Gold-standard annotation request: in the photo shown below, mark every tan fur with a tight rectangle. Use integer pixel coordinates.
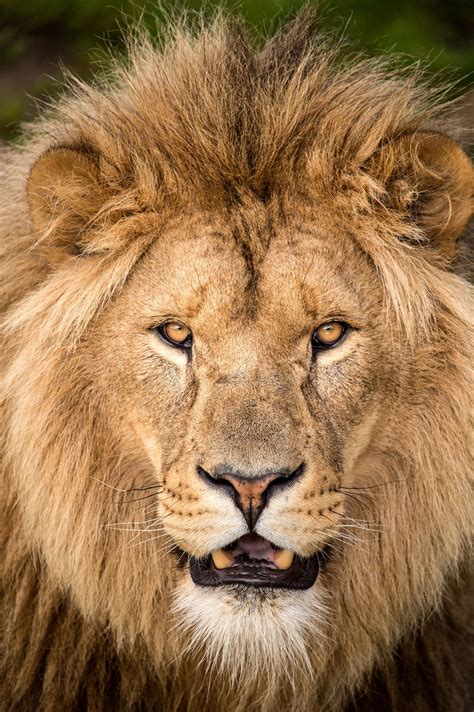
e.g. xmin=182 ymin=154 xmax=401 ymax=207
xmin=1 ymin=12 xmax=473 ymax=712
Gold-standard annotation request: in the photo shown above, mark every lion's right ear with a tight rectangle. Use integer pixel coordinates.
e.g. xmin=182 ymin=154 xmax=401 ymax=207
xmin=28 ymin=147 xmax=104 ymax=253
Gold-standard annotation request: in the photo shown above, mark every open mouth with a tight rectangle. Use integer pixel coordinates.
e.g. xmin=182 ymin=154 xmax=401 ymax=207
xmin=189 ymin=534 xmax=319 ymax=590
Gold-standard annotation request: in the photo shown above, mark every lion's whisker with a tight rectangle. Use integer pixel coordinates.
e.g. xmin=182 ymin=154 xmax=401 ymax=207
xmin=119 ymin=515 xmax=171 ymax=548
xmin=107 ymin=526 xmax=167 ymax=534
xmin=339 ymin=478 xmax=405 ymax=492
xmin=92 ymin=476 xmax=164 ymax=494
xmin=341 ymin=491 xmax=374 ymax=515
xmin=104 ymin=517 xmax=162 ymax=527
xmin=327 ymin=512 xmax=384 ymax=533
xmin=114 ymin=492 xmax=163 ymax=505
xmin=135 ymin=537 xmax=177 ymax=550
xmin=319 ymin=525 xmax=369 ymax=549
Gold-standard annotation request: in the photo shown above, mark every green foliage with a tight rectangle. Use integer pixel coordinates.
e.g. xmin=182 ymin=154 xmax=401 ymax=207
xmin=0 ymin=0 xmax=472 ymax=140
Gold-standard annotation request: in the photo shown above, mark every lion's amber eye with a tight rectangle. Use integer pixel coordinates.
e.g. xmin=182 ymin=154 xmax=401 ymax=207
xmin=157 ymin=321 xmax=193 ymax=349
xmin=312 ymin=321 xmax=347 ymax=349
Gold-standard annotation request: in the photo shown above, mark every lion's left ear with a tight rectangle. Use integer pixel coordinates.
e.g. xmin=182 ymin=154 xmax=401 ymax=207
xmin=369 ymin=132 xmax=473 ymax=260
xmin=27 ymin=147 xmax=105 ymax=253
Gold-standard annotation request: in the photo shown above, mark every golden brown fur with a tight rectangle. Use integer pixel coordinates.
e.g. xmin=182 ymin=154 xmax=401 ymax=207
xmin=1 ymin=11 xmax=473 ymax=712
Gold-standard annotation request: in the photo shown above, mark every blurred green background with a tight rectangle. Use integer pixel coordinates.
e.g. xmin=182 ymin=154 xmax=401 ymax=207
xmin=0 ymin=0 xmax=472 ymax=141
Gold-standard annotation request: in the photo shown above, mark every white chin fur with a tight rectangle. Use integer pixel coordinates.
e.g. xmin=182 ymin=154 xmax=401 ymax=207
xmin=172 ymin=575 xmax=329 ymax=688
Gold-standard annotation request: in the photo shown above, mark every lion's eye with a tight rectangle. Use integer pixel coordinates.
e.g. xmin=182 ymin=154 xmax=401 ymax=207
xmin=312 ymin=321 xmax=347 ymax=349
xmin=157 ymin=321 xmax=193 ymax=349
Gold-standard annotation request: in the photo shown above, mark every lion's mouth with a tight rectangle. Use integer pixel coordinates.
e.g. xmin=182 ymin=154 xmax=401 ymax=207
xmin=188 ymin=534 xmax=319 ymax=589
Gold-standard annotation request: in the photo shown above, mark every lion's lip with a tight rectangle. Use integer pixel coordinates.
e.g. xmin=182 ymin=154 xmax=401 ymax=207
xmin=188 ymin=533 xmax=319 ymax=590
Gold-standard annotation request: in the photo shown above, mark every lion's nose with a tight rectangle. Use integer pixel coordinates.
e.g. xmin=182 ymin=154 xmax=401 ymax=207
xmin=197 ymin=464 xmax=304 ymax=529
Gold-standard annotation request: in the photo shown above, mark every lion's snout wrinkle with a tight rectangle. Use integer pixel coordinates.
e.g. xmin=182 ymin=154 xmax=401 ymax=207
xmin=197 ymin=464 xmax=304 ymax=529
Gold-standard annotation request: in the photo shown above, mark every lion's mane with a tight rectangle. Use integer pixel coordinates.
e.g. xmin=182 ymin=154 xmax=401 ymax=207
xmin=0 ymin=11 xmax=472 ymax=712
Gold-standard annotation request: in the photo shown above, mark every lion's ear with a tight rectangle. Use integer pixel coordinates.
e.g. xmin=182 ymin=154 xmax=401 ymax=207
xmin=370 ymin=132 xmax=473 ymax=260
xmin=28 ymin=147 xmax=104 ymax=253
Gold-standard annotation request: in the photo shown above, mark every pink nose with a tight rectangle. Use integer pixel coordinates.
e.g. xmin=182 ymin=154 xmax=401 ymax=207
xmin=198 ymin=465 xmax=304 ymax=529
xmin=215 ymin=472 xmax=282 ymax=527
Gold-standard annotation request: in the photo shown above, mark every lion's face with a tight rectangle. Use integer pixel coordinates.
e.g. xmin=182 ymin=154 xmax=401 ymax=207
xmin=88 ymin=203 xmax=389 ymax=662
xmin=6 ymin=19 xmax=471 ymax=705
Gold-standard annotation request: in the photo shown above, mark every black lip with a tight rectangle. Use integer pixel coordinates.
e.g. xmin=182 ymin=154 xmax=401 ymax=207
xmin=189 ymin=550 xmax=319 ymax=590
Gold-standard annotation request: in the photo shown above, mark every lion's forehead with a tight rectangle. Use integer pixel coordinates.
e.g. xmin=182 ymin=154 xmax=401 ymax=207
xmin=124 ymin=215 xmax=377 ymax=333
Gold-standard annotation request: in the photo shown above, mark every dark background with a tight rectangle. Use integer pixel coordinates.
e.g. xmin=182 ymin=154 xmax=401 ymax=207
xmin=0 ymin=0 xmax=472 ymax=141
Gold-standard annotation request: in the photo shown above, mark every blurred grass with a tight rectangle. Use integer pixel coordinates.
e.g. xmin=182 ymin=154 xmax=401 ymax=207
xmin=0 ymin=0 xmax=472 ymax=140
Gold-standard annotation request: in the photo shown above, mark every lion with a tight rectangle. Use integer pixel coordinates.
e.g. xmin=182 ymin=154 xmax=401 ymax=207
xmin=0 ymin=11 xmax=472 ymax=712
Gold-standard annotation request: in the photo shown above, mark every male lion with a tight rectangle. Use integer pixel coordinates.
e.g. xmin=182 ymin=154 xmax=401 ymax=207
xmin=0 ymin=12 xmax=472 ymax=712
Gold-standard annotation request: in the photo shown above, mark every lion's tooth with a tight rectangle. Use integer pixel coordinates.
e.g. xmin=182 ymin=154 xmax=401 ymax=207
xmin=211 ymin=548 xmax=233 ymax=569
xmin=274 ymin=549 xmax=295 ymax=570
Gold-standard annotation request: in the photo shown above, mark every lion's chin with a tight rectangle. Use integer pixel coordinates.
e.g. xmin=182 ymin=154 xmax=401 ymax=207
xmin=172 ymin=575 xmax=329 ymax=685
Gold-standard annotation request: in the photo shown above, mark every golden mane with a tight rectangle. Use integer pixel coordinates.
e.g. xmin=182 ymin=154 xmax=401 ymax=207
xmin=1 ymin=11 xmax=472 ymax=712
